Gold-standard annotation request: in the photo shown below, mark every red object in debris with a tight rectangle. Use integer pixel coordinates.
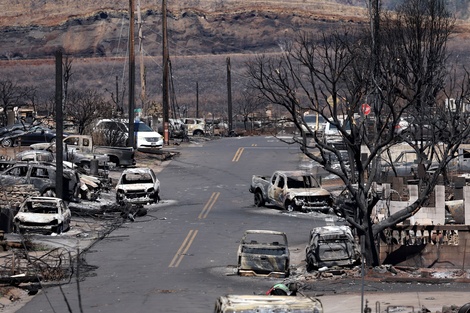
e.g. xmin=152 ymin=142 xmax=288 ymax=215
xmin=362 ymin=103 xmax=371 ymax=115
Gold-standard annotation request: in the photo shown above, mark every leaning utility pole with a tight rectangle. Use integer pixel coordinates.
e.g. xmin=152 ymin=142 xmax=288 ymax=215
xmin=162 ymin=0 xmax=170 ymax=145
xmin=128 ymin=0 xmax=136 ymax=148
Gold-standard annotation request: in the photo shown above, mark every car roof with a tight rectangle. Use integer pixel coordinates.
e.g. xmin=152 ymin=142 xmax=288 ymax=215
xmin=122 ymin=167 xmax=154 ymax=174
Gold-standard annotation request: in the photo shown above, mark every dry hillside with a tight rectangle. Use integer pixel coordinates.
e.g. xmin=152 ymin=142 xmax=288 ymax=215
xmin=1 ymin=0 xmax=470 ymax=117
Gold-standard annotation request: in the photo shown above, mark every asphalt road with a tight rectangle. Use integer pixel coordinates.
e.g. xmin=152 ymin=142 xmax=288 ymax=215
xmin=16 ymin=135 xmax=338 ymax=313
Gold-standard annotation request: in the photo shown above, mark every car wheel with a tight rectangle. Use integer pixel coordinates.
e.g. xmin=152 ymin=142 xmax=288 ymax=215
xmin=81 ymin=161 xmax=90 ymax=171
xmin=54 ymin=223 xmax=63 ymax=234
xmin=254 ymin=191 xmax=265 ymax=207
xmin=42 ymin=189 xmax=57 ymax=198
xmin=285 ymin=201 xmax=297 ymax=212
xmin=109 ymin=155 xmax=120 ymax=167
xmin=459 ymin=303 xmax=470 ymax=313
xmin=153 ymin=192 xmax=160 ymax=204
xmin=116 ymin=191 xmax=125 ymax=205
xmin=14 ymin=224 xmax=23 ymax=235
xmin=193 ymin=130 xmax=204 ymax=136
xmin=1 ymin=138 xmax=13 ymax=147
xmin=64 ymin=219 xmax=71 ymax=232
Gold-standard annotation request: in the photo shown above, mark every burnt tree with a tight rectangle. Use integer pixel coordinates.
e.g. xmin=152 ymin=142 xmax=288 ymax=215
xmin=247 ymin=0 xmax=470 ymax=266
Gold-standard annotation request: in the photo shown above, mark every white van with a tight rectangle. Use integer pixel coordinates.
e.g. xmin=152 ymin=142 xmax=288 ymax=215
xmin=95 ymin=119 xmax=163 ymax=148
xmin=133 ymin=121 xmax=163 ymax=148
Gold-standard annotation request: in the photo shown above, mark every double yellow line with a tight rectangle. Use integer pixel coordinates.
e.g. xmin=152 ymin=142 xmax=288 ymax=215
xmin=168 ymin=229 xmax=198 ymax=268
xmin=169 ymin=192 xmax=220 ymax=267
xmin=232 ymin=147 xmax=244 ymax=162
xmin=198 ymin=192 xmax=220 ymax=219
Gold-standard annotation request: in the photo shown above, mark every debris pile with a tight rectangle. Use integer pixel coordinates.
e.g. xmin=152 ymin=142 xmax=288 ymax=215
xmin=0 ymin=247 xmax=72 ymax=284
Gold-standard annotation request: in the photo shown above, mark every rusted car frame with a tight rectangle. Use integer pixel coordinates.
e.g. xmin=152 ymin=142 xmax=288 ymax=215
xmin=305 ymin=225 xmax=360 ymax=271
xmin=237 ymin=230 xmax=290 ymax=278
xmin=115 ymin=167 xmax=160 ymax=205
xmin=214 ymin=295 xmax=323 ymax=313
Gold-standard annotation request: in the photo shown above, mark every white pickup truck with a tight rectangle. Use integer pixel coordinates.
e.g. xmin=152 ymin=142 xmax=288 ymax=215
xmin=249 ymin=170 xmax=333 ymax=213
xmin=31 ymin=135 xmax=136 ymax=168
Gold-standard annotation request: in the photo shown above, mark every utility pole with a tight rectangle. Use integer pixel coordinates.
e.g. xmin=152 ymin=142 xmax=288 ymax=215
xmin=128 ymin=0 xmax=136 ymax=148
xmin=226 ymin=57 xmax=233 ymax=134
xmin=55 ymin=50 xmax=63 ymax=199
xmin=196 ymin=81 xmax=199 ymax=118
xmin=137 ymin=0 xmax=146 ymax=112
xmin=162 ymin=0 xmax=170 ymax=145
xmin=115 ymin=75 xmax=121 ymax=115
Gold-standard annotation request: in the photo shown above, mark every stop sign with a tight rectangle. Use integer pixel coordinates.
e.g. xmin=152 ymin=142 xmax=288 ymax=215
xmin=362 ymin=103 xmax=371 ymax=115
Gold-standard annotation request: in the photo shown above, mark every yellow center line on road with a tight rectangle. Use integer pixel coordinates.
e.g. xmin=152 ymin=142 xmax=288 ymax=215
xmin=169 ymin=229 xmax=199 ymax=268
xmin=198 ymin=192 xmax=220 ymax=219
xmin=232 ymin=147 xmax=244 ymax=162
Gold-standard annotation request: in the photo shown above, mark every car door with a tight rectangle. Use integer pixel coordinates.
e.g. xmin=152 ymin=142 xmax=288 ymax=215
xmin=29 ymin=166 xmax=52 ymax=194
xmin=20 ymin=127 xmax=46 ymax=145
xmin=0 ymin=165 xmax=29 ymax=185
xmin=268 ymin=174 xmax=284 ymax=206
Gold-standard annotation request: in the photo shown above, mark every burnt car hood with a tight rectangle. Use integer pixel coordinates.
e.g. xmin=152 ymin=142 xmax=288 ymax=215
xmin=287 ymin=188 xmax=331 ymax=197
xmin=117 ymin=183 xmax=154 ymax=191
xmin=14 ymin=212 xmax=62 ymax=223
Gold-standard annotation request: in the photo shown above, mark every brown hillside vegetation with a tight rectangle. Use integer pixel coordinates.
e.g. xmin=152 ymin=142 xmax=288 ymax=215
xmin=0 ymin=0 xmax=368 ymax=27
xmin=1 ymin=0 xmax=470 ymax=117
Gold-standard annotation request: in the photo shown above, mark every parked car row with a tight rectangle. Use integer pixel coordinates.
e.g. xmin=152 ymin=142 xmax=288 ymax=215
xmin=0 ymin=119 xmax=166 ymax=149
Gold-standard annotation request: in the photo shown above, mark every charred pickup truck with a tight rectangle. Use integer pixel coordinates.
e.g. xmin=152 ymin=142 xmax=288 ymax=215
xmin=237 ymin=230 xmax=290 ymax=278
xmin=31 ymin=135 xmax=136 ymax=168
xmin=249 ymin=170 xmax=333 ymax=213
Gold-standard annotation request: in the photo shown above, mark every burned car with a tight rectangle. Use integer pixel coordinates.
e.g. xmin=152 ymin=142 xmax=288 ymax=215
xmin=0 ymin=162 xmax=80 ymax=202
xmin=13 ymin=196 xmax=72 ymax=234
xmin=305 ymin=225 xmax=360 ymax=271
xmin=214 ymin=295 xmax=323 ymax=313
xmin=237 ymin=230 xmax=290 ymax=277
xmin=115 ymin=167 xmax=160 ymax=205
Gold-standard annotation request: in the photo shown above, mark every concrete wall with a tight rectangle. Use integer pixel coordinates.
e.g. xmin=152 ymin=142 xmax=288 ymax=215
xmin=380 ymin=225 xmax=470 ymax=269
xmin=377 ymin=184 xmax=470 ymax=268
xmin=377 ymin=184 xmax=448 ymax=225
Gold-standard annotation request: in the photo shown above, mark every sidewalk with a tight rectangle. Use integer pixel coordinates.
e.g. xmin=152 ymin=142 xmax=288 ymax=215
xmin=318 ymin=291 xmax=469 ymax=312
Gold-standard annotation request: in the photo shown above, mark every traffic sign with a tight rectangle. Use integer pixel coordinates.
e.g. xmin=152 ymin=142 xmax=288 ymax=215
xmin=362 ymin=103 xmax=371 ymax=115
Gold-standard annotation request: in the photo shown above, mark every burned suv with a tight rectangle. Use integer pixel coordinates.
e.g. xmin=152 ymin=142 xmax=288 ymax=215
xmin=0 ymin=162 xmax=80 ymax=202
xmin=115 ymin=167 xmax=160 ymax=205
xmin=13 ymin=196 xmax=72 ymax=235
xmin=305 ymin=225 xmax=360 ymax=271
